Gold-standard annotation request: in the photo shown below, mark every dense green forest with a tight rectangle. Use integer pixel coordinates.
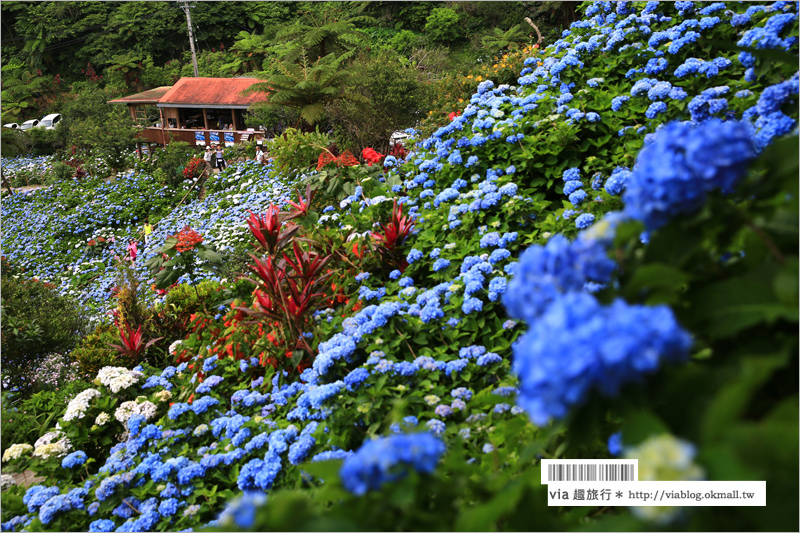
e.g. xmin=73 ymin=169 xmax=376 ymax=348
xmin=1 ymin=1 xmax=576 ymax=153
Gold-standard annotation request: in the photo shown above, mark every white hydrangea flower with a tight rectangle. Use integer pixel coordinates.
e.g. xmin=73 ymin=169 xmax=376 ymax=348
xmin=2 ymin=443 xmax=33 ymax=462
xmin=168 ymin=340 xmax=183 ymax=355
xmin=33 ymin=437 xmax=70 ymax=459
xmin=624 ymin=434 xmax=705 ymax=525
xmin=155 ymin=390 xmax=172 ymax=403
xmin=0 ymin=474 xmax=16 ymax=491
xmin=96 ymin=366 xmax=145 ymax=394
xmin=424 ymin=395 xmax=440 ymax=407
xmin=193 ymin=424 xmax=209 ymax=437
xmin=34 ymin=431 xmax=65 ymax=449
xmin=95 ymin=412 xmax=111 ymax=426
xmin=115 ymin=400 xmax=158 ymax=426
xmin=63 ymin=388 xmax=102 ymax=421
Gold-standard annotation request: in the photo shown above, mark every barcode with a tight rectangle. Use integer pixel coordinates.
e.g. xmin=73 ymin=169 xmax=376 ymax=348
xmin=547 ymin=463 xmax=636 ymax=482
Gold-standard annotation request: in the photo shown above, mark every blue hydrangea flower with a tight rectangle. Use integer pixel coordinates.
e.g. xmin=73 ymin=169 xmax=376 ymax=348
xmin=513 ymin=292 xmax=692 ymax=426
xmin=407 ymin=249 xmax=423 ymax=263
xmin=432 ymin=258 xmax=451 ymax=272
xmin=62 ymin=451 xmax=88 ymax=469
xmin=502 ymin=235 xmax=615 ymax=322
xmin=622 ymin=119 xmax=756 ymax=230
xmin=575 ymin=213 xmax=595 ymax=229
xmin=339 ymin=433 xmax=445 ymax=495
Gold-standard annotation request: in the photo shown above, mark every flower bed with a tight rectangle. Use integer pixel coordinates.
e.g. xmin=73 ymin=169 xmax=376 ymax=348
xmin=1 ymin=2 xmax=798 ymax=532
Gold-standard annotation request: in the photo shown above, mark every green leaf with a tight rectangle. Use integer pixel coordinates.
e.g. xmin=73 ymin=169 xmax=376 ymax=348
xmin=689 ymin=270 xmax=798 ymax=338
xmin=620 ymin=410 xmax=669 ymax=447
xmin=701 ymin=352 xmax=790 ymax=443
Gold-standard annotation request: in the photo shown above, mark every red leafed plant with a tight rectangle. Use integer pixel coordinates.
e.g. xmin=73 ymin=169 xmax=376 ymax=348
xmin=108 ymin=321 xmax=163 ymax=365
xmin=247 ymin=205 xmax=300 ymax=255
xmin=389 ymin=143 xmax=408 ymax=160
xmin=239 ymin=239 xmax=333 ymax=369
xmin=284 ymin=184 xmax=315 ymax=220
xmin=362 ymin=147 xmax=385 ymax=166
xmin=372 ymin=199 xmax=414 ymax=272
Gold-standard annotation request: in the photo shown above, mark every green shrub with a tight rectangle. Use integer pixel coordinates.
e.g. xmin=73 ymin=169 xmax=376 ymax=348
xmin=387 ymin=30 xmax=421 ymax=55
xmin=327 ymin=51 xmax=433 ymax=154
xmin=46 ymin=161 xmax=76 ymax=185
xmin=424 ymin=7 xmax=464 ymax=45
xmin=0 ymin=379 xmax=92 ymax=458
xmin=0 ymin=271 xmax=90 ymax=396
xmin=69 ymin=323 xmax=134 ymax=380
xmin=270 ymin=128 xmax=332 ymax=175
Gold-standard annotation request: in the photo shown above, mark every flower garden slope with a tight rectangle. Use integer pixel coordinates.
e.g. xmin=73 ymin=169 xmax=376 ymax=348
xmin=1 ymin=2 xmax=798 ymax=531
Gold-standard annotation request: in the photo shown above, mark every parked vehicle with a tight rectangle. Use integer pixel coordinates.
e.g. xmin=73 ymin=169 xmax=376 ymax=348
xmin=2 ymin=123 xmax=19 ymax=129
xmin=37 ymin=113 xmax=62 ymax=130
xmin=20 ymin=119 xmax=39 ymax=130
xmin=389 ymin=130 xmax=410 ymax=147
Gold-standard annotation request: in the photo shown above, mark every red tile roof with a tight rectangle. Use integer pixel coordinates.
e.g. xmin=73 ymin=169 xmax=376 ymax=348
xmin=107 ymin=86 xmax=173 ymax=104
xmin=158 ymin=77 xmax=270 ymax=108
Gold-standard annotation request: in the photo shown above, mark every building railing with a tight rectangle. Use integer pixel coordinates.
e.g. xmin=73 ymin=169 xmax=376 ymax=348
xmin=135 ymin=127 xmax=266 ymax=146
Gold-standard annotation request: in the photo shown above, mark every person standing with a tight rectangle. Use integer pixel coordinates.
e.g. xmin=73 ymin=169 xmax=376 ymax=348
xmin=215 ymin=145 xmax=226 ymax=171
xmin=203 ymin=146 xmax=213 ymax=172
xmin=255 ymin=145 xmax=264 ymax=165
xmin=143 ymin=221 xmax=153 ymax=245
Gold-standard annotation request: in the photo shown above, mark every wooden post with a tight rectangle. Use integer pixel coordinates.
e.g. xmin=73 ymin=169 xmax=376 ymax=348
xmin=231 ymin=109 xmax=238 ymax=131
xmin=129 ymin=105 xmax=137 ymax=121
xmin=159 ymin=107 xmax=167 ymax=147
xmin=136 ymin=142 xmax=142 ymax=160
xmin=203 ymin=108 xmax=209 ymax=130
xmin=1 ymin=169 xmax=14 ymax=195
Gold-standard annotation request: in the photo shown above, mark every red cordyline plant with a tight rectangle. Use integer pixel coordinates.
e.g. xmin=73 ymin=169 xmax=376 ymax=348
xmin=389 ymin=142 xmax=408 ymax=160
xmin=239 ymin=239 xmax=333 ymax=368
xmin=247 ymin=205 xmax=300 ymax=255
xmin=372 ymin=199 xmax=414 ymax=272
xmin=108 ymin=320 xmax=163 ymax=365
xmin=283 ymin=184 xmax=315 ymax=220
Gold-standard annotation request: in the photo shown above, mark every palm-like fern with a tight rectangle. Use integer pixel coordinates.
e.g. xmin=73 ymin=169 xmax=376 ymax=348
xmin=274 ymin=6 xmax=373 ymax=64
xmin=243 ymin=50 xmax=367 ymax=129
xmin=480 ymin=24 xmax=531 ymax=54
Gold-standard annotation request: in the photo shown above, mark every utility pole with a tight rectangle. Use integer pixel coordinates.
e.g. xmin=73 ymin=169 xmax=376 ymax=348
xmin=181 ymin=2 xmax=200 ymax=77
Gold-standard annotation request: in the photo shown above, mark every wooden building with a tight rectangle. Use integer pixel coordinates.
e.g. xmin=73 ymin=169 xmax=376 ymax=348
xmin=108 ymin=77 xmax=270 ymax=147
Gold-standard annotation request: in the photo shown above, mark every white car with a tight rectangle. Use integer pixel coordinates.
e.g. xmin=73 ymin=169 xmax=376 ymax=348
xmin=20 ymin=119 xmax=39 ymax=130
xmin=389 ymin=130 xmax=410 ymax=147
xmin=38 ymin=113 xmax=62 ymax=130
xmin=2 ymin=123 xmax=19 ymax=129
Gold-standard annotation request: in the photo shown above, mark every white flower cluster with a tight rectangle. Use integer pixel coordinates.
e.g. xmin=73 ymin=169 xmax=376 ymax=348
xmin=96 ymin=366 xmax=145 ymax=394
xmin=114 ymin=400 xmax=158 ymax=426
xmin=154 ymin=390 xmax=172 ymax=403
xmin=168 ymin=340 xmax=184 ymax=355
xmin=32 ymin=432 xmax=71 ymax=459
xmin=624 ymin=434 xmax=705 ymax=525
xmin=2 ymin=443 xmax=33 ymax=462
xmin=0 ymin=474 xmax=16 ymax=491
xmin=63 ymin=388 xmax=102 ymax=421
xmin=95 ymin=412 xmax=111 ymax=426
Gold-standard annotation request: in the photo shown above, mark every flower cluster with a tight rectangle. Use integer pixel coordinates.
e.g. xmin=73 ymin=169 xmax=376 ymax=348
xmin=171 ymin=226 xmax=204 ymax=253
xmin=339 ymin=433 xmax=445 ymax=495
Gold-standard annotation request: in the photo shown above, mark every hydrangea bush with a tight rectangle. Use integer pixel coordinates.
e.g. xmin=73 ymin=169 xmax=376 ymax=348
xmin=1 ymin=2 xmax=798 ymax=532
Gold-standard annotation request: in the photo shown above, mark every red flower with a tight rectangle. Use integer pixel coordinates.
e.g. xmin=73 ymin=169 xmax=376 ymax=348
xmin=317 ymin=151 xmax=336 ymax=170
xmin=170 ymin=226 xmax=203 ymax=253
xmin=336 ymin=150 xmax=359 ymax=167
xmin=448 ymin=111 xmax=461 ymax=121
xmin=361 ymin=147 xmax=384 ymax=166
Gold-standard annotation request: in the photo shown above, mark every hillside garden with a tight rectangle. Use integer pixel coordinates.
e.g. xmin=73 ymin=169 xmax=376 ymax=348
xmin=0 ymin=2 xmax=799 ymax=532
